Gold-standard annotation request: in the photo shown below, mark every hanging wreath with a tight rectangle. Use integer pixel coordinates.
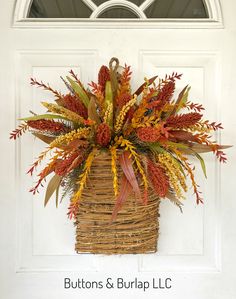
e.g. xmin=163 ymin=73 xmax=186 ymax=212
xmin=10 ymin=58 xmax=230 ymax=254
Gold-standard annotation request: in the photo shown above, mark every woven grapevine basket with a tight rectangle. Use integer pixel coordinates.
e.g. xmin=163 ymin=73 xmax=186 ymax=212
xmin=75 ymin=151 xmax=161 ymax=254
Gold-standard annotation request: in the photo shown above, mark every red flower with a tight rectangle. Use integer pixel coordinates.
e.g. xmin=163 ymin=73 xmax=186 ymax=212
xmin=27 ymin=119 xmax=67 ymax=132
xmin=149 ymin=80 xmax=175 ymax=110
xmin=67 ymin=201 xmax=79 ymax=220
xmin=98 ymin=65 xmax=110 ymax=92
xmin=96 ymin=123 xmax=111 ymax=147
xmin=117 ymin=92 xmax=131 ymax=109
xmin=137 ymin=127 xmax=161 ymax=142
xmin=166 ymin=112 xmax=202 ymax=128
xmin=62 ymin=94 xmax=88 ymax=119
xmin=55 ymin=152 xmax=83 ymax=176
xmin=147 ymin=160 xmax=169 ymax=197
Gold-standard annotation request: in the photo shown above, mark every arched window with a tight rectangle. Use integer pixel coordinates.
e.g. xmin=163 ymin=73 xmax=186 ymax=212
xmin=28 ymin=0 xmax=209 ymax=19
xmin=13 ymin=0 xmax=223 ymax=28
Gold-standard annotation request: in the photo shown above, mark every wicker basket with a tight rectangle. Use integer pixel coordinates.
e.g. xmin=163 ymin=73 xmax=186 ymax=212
xmin=75 ymin=151 xmax=160 ymax=254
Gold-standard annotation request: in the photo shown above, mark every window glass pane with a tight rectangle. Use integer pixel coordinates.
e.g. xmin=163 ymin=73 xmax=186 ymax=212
xmin=145 ymin=0 xmax=208 ymax=19
xmin=28 ymin=0 xmax=208 ymax=19
xmin=93 ymin=0 xmax=144 ymax=6
xmin=28 ymin=0 xmax=92 ymax=18
xmin=98 ymin=7 xmax=139 ymax=18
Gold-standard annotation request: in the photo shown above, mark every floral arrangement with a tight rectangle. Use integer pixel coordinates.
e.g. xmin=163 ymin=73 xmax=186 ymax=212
xmin=11 ymin=58 xmax=228 ymax=221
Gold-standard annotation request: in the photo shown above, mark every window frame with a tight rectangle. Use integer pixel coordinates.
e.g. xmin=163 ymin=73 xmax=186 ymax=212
xmin=13 ymin=0 xmax=223 ymax=28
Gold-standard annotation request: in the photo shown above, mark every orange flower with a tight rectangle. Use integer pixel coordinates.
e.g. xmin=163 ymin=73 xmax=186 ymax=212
xmin=96 ymin=123 xmax=111 ymax=147
xmin=137 ymin=127 xmax=161 ymax=142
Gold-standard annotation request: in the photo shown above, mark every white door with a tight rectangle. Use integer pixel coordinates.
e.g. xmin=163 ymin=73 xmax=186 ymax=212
xmin=1 ymin=0 xmax=236 ymax=298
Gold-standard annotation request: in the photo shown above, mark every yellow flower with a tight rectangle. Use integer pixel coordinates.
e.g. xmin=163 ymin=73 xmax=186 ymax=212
xmin=114 ymin=95 xmax=137 ymax=133
xmin=110 ymin=145 xmax=118 ymax=196
xmin=41 ymin=102 xmax=86 ymax=124
xmin=157 ymin=153 xmax=187 ymax=199
xmin=71 ymin=148 xmax=97 ymax=205
xmin=115 ymin=136 xmax=148 ymax=191
xmin=103 ymin=103 xmax=113 ymax=124
xmin=50 ymin=127 xmax=91 ymax=148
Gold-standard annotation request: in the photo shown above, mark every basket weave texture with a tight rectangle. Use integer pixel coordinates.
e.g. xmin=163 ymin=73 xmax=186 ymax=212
xmin=75 ymin=151 xmax=160 ymax=254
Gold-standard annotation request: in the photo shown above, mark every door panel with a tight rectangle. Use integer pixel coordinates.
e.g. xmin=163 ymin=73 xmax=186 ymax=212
xmin=16 ymin=50 xmax=220 ymax=273
xmin=140 ymin=51 xmax=221 ymax=272
xmin=16 ymin=51 xmax=98 ymax=271
xmin=1 ymin=0 xmax=236 ymax=298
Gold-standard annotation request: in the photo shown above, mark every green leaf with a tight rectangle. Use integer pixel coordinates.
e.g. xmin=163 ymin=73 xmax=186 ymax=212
xmin=105 ymin=81 xmax=113 ymax=105
xmin=165 ymin=85 xmax=189 ymax=119
xmin=66 ymin=76 xmax=89 ymax=108
xmin=172 ymin=156 xmax=186 ymax=177
xmin=166 ymin=141 xmax=189 ymax=149
xmin=148 ymin=142 xmax=166 ymax=154
xmin=44 ymin=174 xmax=62 ymax=207
xmin=192 ymin=150 xmax=207 ymax=178
xmin=176 ymin=86 xmax=191 ymax=113
xmin=88 ymin=97 xmax=101 ymax=124
xmin=55 ymin=184 xmax=60 ymax=208
xmin=19 ymin=114 xmax=68 ymax=121
xmin=104 ymin=81 xmax=113 ymax=128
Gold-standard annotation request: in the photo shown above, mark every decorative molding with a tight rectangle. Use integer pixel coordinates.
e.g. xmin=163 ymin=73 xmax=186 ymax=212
xmin=90 ymin=0 xmax=146 ymax=19
xmin=12 ymin=0 xmax=224 ymax=29
xmin=15 ymin=50 xmax=99 ymax=272
xmin=139 ymin=0 xmax=155 ymax=12
xmin=82 ymin=0 xmax=98 ymax=11
xmin=138 ymin=50 xmax=221 ymax=273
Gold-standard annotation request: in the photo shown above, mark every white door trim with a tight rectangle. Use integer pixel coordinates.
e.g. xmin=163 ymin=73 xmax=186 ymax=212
xmin=12 ymin=0 xmax=224 ymax=29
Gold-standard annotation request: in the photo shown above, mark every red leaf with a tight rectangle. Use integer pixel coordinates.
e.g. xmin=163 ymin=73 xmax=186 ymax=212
xmin=111 ymin=175 xmax=132 ymax=222
xmin=119 ymin=151 xmax=142 ymax=202
xmin=133 ymin=76 xmax=158 ymax=96
xmin=169 ymin=130 xmax=197 ymax=142
xmin=10 ymin=123 xmax=28 ymax=140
